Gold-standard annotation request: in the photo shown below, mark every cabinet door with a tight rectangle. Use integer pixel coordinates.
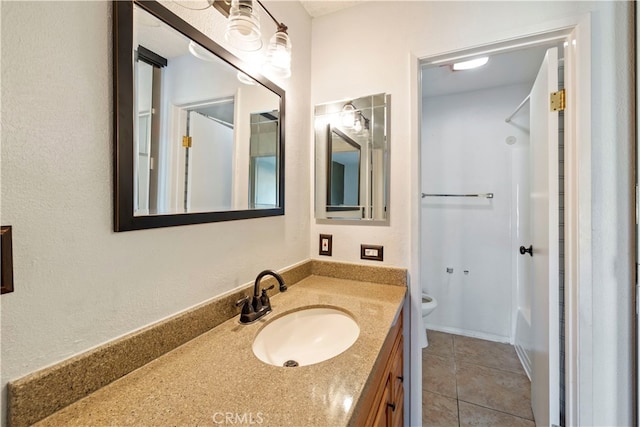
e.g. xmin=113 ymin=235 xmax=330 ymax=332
xmin=389 ymin=336 xmax=404 ymax=427
xmin=372 ymin=379 xmax=391 ymax=427
xmin=391 ymin=336 xmax=404 ymax=397
xmin=391 ymin=386 xmax=404 ymax=427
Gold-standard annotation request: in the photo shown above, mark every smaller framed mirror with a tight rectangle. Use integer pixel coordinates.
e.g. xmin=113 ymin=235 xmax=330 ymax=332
xmin=314 ymin=93 xmax=389 ymax=222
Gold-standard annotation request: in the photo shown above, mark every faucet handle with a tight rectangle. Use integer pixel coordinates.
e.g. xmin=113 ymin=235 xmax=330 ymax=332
xmin=260 ymin=285 xmax=275 ymax=310
xmin=235 ymin=296 xmax=253 ymax=314
xmin=252 ymin=295 xmax=263 ymax=313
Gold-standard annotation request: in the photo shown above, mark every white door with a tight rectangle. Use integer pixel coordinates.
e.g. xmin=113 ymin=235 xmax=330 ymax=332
xmin=527 ymin=47 xmax=560 ymax=426
xmin=187 ymin=111 xmax=233 ymax=212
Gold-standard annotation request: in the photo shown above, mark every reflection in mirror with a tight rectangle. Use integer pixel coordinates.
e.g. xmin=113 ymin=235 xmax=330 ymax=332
xmin=327 ymin=127 xmax=360 ymax=210
xmin=114 ymin=1 xmax=285 ymax=231
xmin=250 ymin=111 xmax=279 ymax=208
xmin=314 ymin=93 xmax=389 ymax=221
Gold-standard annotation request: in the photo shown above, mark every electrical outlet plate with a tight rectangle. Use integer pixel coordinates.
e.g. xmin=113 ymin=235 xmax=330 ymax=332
xmin=360 ymin=244 xmax=383 ymax=261
xmin=319 ymin=234 xmax=332 ymax=256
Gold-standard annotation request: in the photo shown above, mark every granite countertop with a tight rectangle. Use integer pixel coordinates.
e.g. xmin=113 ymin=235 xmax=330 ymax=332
xmin=35 ymin=275 xmax=406 ymax=426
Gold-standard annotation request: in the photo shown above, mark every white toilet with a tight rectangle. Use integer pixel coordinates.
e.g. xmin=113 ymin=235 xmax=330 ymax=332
xmin=421 ymin=292 xmax=438 ymax=347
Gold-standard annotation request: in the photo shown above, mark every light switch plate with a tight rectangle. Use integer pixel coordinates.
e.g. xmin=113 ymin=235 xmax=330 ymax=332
xmin=360 ymin=244 xmax=383 ymax=261
xmin=1 ymin=226 xmax=14 ymax=294
xmin=319 ymin=234 xmax=332 ymax=256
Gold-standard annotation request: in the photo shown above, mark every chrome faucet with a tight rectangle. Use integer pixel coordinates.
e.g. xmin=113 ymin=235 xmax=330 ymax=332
xmin=235 ymin=270 xmax=287 ymax=324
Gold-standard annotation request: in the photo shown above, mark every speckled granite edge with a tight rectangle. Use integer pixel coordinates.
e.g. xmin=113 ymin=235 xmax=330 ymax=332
xmin=7 ymin=259 xmax=404 ymax=427
xmin=311 ymin=259 xmax=407 ymax=286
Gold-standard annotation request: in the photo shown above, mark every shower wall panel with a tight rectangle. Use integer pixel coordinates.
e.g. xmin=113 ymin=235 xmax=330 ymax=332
xmin=421 ymin=83 xmax=531 ymax=342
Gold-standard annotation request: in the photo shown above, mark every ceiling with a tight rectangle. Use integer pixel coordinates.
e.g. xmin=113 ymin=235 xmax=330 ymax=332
xmin=299 ymin=0 xmax=367 ymax=18
xmin=422 ymin=45 xmax=555 ymax=98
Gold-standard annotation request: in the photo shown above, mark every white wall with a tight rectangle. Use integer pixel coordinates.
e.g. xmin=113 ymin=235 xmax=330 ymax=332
xmin=421 ymin=83 xmax=531 ymax=343
xmin=310 ymin=1 xmax=634 ymax=425
xmin=0 ymin=0 xmax=311 ymax=421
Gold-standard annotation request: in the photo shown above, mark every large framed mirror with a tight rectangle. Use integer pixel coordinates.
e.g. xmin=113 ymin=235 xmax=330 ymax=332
xmin=314 ymin=93 xmax=389 ymax=221
xmin=114 ymin=0 xmax=285 ymax=231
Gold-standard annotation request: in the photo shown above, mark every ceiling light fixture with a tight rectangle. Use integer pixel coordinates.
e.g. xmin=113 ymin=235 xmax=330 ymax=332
xmin=452 ymin=57 xmax=489 ymax=71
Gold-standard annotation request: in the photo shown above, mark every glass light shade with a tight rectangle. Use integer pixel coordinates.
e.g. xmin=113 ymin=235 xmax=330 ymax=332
xmin=188 ymin=41 xmax=217 ymax=62
xmin=353 ymin=116 xmax=363 ymax=133
xmin=340 ymin=103 xmax=356 ymax=128
xmin=263 ymin=26 xmax=292 ymax=78
xmin=237 ymin=71 xmax=256 ymax=85
xmin=225 ymin=0 xmax=262 ymax=52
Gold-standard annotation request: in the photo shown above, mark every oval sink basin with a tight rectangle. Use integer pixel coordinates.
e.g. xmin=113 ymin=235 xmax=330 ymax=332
xmin=252 ymin=307 xmax=359 ymax=367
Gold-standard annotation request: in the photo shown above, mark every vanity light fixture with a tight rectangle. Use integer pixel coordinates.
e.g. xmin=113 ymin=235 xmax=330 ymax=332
xmin=212 ymin=0 xmax=292 ymax=79
xmin=353 ymin=111 xmax=370 ymax=134
xmin=341 ymin=103 xmax=356 ymax=128
xmin=353 ymin=115 xmax=363 ymax=133
xmin=225 ymin=0 xmax=262 ymax=51
xmin=340 ymin=103 xmax=370 ymax=133
xmin=452 ymin=56 xmax=489 ymax=71
xmin=263 ymin=23 xmax=292 ymax=78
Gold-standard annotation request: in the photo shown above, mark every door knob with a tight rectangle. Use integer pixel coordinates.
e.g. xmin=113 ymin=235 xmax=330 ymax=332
xmin=519 ymin=245 xmax=533 ymax=256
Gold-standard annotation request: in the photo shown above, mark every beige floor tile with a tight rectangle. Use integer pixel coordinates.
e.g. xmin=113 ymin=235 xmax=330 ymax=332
xmin=423 ymin=354 xmax=457 ymax=399
xmin=424 ymin=330 xmax=455 ymax=358
xmin=456 ymin=362 xmax=533 ymax=420
xmin=458 ymin=401 xmax=535 ymax=427
xmin=423 ymin=390 xmax=459 ymax=427
xmin=454 ymin=335 xmax=524 ymax=374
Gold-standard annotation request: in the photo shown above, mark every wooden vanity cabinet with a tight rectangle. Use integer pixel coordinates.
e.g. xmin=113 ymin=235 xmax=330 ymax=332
xmin=353 ymin=308 xmax=404 ymax=427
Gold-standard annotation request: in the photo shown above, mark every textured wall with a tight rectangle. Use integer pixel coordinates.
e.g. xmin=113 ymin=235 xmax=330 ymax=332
xmin=0 ymin=0 xmax=311 ymax=421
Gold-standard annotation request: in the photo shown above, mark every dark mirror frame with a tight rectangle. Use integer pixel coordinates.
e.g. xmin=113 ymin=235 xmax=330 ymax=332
xmin=113 ymin=0 xmax=285 ymax=231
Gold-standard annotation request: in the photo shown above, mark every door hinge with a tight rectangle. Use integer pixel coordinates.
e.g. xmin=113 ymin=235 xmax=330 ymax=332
xmin=182 ymin=136 xmax=192 ymax=148
xmin=550 ymin=89 xmax=566 ymax=112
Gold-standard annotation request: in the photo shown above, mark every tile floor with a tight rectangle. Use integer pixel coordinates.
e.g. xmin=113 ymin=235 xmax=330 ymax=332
xmin=422 ymin=330 xmax=535 ymax=426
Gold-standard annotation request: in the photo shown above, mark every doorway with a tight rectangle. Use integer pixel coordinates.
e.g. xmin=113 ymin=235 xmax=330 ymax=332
xmin=419 ymin=41 xmax=568 ymax=426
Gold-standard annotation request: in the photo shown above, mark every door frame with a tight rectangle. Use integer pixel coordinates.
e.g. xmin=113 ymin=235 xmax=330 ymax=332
xmin=635 ymin=3 xmax=639 ymax=425
xmin=409 ymin=15 xmax=592 ymax=427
